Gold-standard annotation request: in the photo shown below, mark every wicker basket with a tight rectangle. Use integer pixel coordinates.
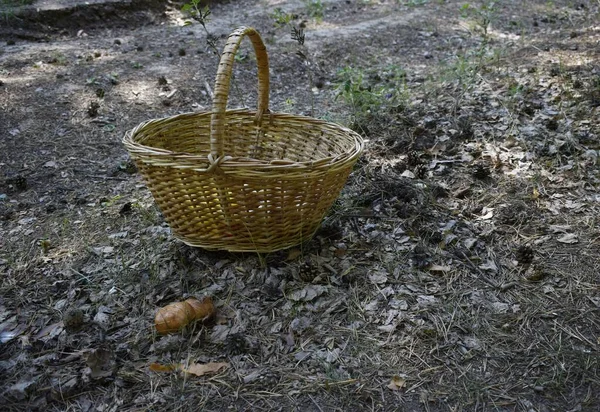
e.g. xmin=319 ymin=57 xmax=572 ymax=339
xmin=123 ymin=27 xmax=364 ymax=252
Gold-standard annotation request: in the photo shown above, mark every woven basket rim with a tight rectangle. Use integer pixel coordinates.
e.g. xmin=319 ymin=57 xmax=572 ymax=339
xmin=123 ymin=108 xmax=364 ymax=170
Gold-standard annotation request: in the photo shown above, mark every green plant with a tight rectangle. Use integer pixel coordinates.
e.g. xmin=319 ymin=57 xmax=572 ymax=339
xmin=102 ymin=195 xmax=123 ymax=207
xmin=182 ymin=0 xmax=218 ymax=54
xmin=0 ymin=0 xmax=35 ymax=6
xmin=181 ymin=0 xmax=245 ymax=106
xmin=304 ymin=0 xmax=324 ymax=21
xmin=460 ymin=1 xmax=496 ymax=39
xmin=283 ymin=98 xmax=295 ymax=112
xmin=291 ymin=26 xmax=317 ymax=115
xmin=398 ymin=0 xmax=430 ymax=6
xmin=271 ymin=7 xmax=294 ymax=28
xmin=48 ymin=52 xmax=68 ymax=65
xmin=334 ymin=65 xmax=409 ymax=123
xmin=1 ymin=0 xmax=35 ymax=23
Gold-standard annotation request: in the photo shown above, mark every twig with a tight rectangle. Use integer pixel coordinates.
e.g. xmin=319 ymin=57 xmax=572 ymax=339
xmin=85 ymin=175 xmax=129 ymax=181
xmin=308 ymin=395 xmax=324 ymax=412
xmin=454 ymin=249 xmax=499 ymax=288
xmin=204 ymin=80 xmax=214 ymax=100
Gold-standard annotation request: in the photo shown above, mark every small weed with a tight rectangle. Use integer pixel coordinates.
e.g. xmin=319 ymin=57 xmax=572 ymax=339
xmin=181 ymin=0 xmax=245 ymax=106
xmin=48 ymin=52 xmax=68 ymax=65
xmin=304 ymin=0 xmax=324 ymax=21
xmin=181 ymin=0 xmax=218 ymax=54
xmin=335 ymin=65 xmax=409 ymax=125
xmin=291 ymin=26 xmax=317 ymax=115
xmin=283 ymin=98 xmax=295 ymax=112
xmin=39 ymin=239 xmax=51 ymax=254
xmin=271 ymin=7 xmax=294 ymax=28
xmin=102 ymin=195 xmax=122 ymax=207
xmin=398 ymin=0 xmax=430 ymax=6
xmin=234 ymin=53 xmax=248 ymax=63
xmin=460 ymin=1 xmax=497 ymax=39
xmin=0 ymin=0 xmax=35 ymax=6
xmin=1 ymin=0 xmax=35 ymax=22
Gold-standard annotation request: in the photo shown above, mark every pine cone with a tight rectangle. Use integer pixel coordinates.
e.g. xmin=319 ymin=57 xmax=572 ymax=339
xmin=297 ymin=260 xmax=320 ymax=282
xmin=407 ymin=150 xmax=421 ymax=166
xmin=414 ymin=164 xmax=428 ymax=179
xmin=516 ymin=245 xmax=534 ymax=265
xmin=472 ymin=162 xmax=490 ymax=179
xmin=7 ymin=175 xmax=27 ymax=192
xmin=411 ymin=245 xmax=431 ymax=270
xmin=224 ymin=333 xmax=249 ymax=356
xmin=394 ymin=160 xmax=408 ymax=173
xmin=14 ymin=175 xmax=28 ymax=191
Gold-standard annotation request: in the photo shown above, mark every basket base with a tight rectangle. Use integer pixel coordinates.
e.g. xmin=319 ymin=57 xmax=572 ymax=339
xmin=171 ymin=227 xmax=320 ymax=253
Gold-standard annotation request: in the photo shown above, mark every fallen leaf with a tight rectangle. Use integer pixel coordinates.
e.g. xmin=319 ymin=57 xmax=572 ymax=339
xmin=364 ymin=300 xmax=379 ymax=312
xmin=389 ymin=299 xmax=408 ymax=310
xmin=92 ymin=246 xmax=114 ymax=256
xmin=378 ymin=324 xmax=396 ymax=333
xmin=286 ymin=248 xmax=302 ymax=261
xmin=34 ymin=321 xmax=64 ymax=341
xmin=549 ymin=224 xmax=571 ymax=233
xmin=334 ymin=246 xmax=347 ymax=258
xmin=429 ymin=264 xmax=451 ymax=273
xmin=85 ymin=348 xmax=115 ymax=379
xmin=149 ymin=362 xmax=180 ymax=373
xmin=557 ymin=233 xmax=578 ymax=244
xmin=417 ymin=295 xmax=437 ymax=307
xmin=182 ymin=362 xmax=229 ymax=377
xmin=290 ymin=316 xmax=312 ymax=333
xmin=7 ymin=380 xmax=37 ymax=400
xmin=387 ymin=375 xmax=406 ymax=391
xmin=478 ymin=260 xmax=498 ymax=272
xmin=288 ymin=285 xmax=328 ymax=302
xmin=368 ymin=272 xmax=388 ymax=284
xmin=476 ymin=208 xmax=494 ymax=220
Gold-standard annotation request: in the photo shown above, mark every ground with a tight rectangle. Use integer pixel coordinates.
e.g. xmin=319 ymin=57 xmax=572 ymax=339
xmin=1 ymin=0 xmax=599 ymax=411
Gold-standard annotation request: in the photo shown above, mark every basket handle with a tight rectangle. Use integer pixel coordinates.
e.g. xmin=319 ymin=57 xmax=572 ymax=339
xmin=210 ymin=26 xmax=270 ymax=160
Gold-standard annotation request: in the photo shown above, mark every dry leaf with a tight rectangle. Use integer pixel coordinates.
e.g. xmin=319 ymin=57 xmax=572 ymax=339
xmin=557 ymin=233 xmax=578 ymax=244
xmin=85 ymin=348 xmax=115 ymax=379
xmin=387 ymin=375 xmax=406 ymax=391
xmin=429 ymin=264 xmax=451 ymax=273
xmin=477 ymin=208 xmax=494 ymax=220
xmin=181 ymin=362 xmax=229 ymax=377
xmin=149 ymin=362 xmax=180 ymax=373
xmin=368 ymin=272 xmax=388 ymax=284
xmin=150 ymin=361 xmax=228 ymax=376
xmin=334 ymin=247 xmax=347 ymax=258
xmin=287 ymin=248 xmax=302 ymax=261
xmin=34 ymin=321 xmax=62 ymax=340
xmin=287 ymin=285 xmax=328 ymax=302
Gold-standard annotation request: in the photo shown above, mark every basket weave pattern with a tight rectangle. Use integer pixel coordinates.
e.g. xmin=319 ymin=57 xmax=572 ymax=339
xmin=124 ymin=27 xmax=363 ymax=252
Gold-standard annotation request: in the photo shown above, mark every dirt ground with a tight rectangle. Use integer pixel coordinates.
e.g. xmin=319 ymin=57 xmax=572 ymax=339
xmin=1 ymin=0 xmax=599 ymax=411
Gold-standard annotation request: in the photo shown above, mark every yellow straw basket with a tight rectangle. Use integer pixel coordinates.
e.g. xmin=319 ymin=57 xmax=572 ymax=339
xmin=123 ymin=27 xmax=364 ymax=252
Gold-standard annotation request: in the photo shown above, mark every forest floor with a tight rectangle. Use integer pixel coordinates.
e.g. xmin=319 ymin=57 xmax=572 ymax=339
xmin=1 ymin=0 xmax=599 ymax=411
